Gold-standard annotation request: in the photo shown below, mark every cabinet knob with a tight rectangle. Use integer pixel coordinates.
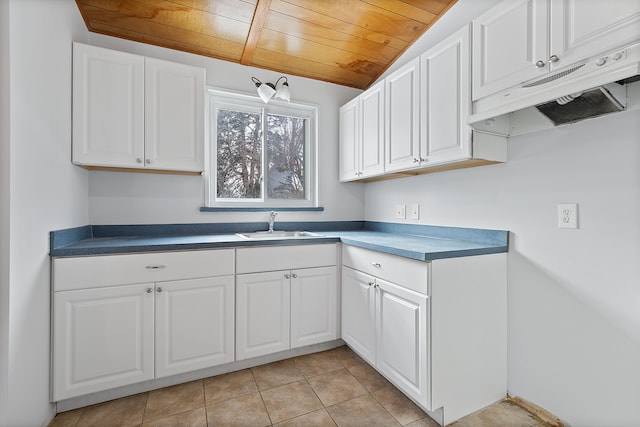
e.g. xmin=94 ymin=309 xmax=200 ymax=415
xmin=292 ymin=273 xmax=298 ymax=278
xmin=285 ymin=274 xmax=291 ymax=279
xmin=145 ymin=159 xmax=151 ymax=164
xmin=156 ymin=287 xmax=163 ymax=293
xmin=368 ymin=282 xmax=374 ymax=287
xmin=371 ymin=262 xmax=382 ymax=268
xmin=412 ymin=158 xmax=420 ymax=163
xmin=136 ymin=158 xmax=143 ymax=164
xmin=548 ymin=55 xmax=559 ymax=64
xmin=535 ymin=60 xmax=546 ymax=68
xmin=595 ymin=57 xmax=607 ymax=66
xmin=146 ymin=288 xmax=153 ymax=293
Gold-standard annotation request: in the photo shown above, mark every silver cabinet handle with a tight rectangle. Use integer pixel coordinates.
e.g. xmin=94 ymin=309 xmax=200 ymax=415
xmin=412 ymin=158 xmax=420 ymax=163
xmin=156 ymin=287 xmax=163 ymax=293
xmin=367 ymin=282 xmax=374 ymax=287
xmin=535 ymin=60 xmax=546 ymax=68
xmin=285 ymin=274 xmax=291 ymax=279
xmin=371 ymin=262 xmax=382 ymax=268
xmin=548 ymin=55 xmax=559 ymax=63
xmin=145 ymin=159 xmax=151 ymax=164
xmin=145 ymin=265 xmax=166 ymax=270
xmin=136 ymin=158 xmax=143 ymax=164
xmin=292 ymin=273 xmax=298 ymax=278
xmin=146 ymin=288 xmax=153 ymax=294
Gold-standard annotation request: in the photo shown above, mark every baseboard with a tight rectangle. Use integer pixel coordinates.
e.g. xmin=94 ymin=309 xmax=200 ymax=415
xmin=56 ymin=339 xmax=344 ymax=413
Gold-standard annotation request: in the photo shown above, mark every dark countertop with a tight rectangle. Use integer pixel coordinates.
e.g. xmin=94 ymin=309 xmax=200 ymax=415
xmin=50 ymin=221 xmax=509 ymax=261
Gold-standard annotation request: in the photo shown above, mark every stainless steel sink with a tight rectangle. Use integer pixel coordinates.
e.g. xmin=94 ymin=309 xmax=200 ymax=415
xmin=236 ymin=230 xmax=324 ymax=240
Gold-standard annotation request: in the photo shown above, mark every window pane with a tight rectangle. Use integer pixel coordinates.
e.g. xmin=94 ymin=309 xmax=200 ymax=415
xmin=266 ymin=114 xmax=305 ymax=200
xmin=216 ymin=109 xmax=262 ymax=199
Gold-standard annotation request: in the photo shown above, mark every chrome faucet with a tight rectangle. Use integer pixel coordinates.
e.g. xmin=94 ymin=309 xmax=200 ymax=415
xmin=268 ymin=211 xmax=278 ymax=232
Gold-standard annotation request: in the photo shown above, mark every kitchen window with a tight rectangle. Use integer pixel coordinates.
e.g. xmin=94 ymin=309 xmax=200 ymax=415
xmin=206 ymin=89 xmax=318 ymax=209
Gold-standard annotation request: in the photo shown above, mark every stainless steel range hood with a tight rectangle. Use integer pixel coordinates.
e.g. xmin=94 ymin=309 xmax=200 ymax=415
xmin=469 ymin=43 xmax=640 ymax=128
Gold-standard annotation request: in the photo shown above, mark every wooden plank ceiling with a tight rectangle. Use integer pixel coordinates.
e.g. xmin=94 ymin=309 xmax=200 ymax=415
xmin=75 ymin=0 xmax=457 ymax=89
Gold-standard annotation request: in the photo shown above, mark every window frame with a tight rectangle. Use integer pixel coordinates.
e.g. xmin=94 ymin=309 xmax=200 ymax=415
xmin=206 ymin=88 xmax=318 ymax=209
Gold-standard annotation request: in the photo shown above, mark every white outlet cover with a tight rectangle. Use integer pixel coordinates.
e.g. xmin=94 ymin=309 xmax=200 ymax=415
xmin=558 ymin=203 xmax=578 ymax=229
xmin=395 ymin=204 xmax=406 ymax=219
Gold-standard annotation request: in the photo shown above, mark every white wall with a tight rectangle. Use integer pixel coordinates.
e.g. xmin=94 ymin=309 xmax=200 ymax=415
xmin=6 ymin=0 xmax=89 ymax=425
xmin=364 ymin=109 xmax=640 ymax=426
xmin=0 ymin=0 xmax=11 ymax=424
xmin=85 ymin=35 xmax=364 ymax=225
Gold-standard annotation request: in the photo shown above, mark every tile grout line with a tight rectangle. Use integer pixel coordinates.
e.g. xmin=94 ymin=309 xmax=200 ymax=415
xmin=249 ymin=367 xmax=275 ymax=426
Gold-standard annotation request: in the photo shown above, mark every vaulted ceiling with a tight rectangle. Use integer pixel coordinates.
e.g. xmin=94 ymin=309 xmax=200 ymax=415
xmin=75 ymin=0 xmax=457 ymax=89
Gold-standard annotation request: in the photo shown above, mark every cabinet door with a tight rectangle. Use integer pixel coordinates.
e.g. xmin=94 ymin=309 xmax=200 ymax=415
xmin=155 ymin=276 xmax=234 ymax=378
xmin=360 ymin=80 xmax=385 ymax=177
xmin=72 ymin=43 xmax=144 ymax=168
xmin=385 ymin=57 xmax=421 ymax=172
xmin=472 ymin=0 xmax=548 ymax=100
xmin=421 ymin=25 xmax=471 ymax=166
xmin=290 ymin=266 xmax=338 ymax=349
xmin=145 ymin=57 xmax=205 ymax=172
xmin=53 ymin=283 xmax=154 ymax=401
xmin=339 ymin=97 xmax=360 ymax=181
xmin=236 ymin=271 xmax=290 ymax=360
xmin=550 ymin=0 xmax=640 ymax=70
xmin=341 ymin=267 xmax=376 ymax=364
xmin=375 ymin=278 xmax=429 ymax=405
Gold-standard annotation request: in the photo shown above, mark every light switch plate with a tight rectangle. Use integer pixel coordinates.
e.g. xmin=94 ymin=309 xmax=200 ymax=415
xmin=395 ymin=204 xmax=406 ymax=219
xmin=410 ymin=203 xmax=420 ymax=220
xmin=558 ymin=203 xmax=578 ymax=228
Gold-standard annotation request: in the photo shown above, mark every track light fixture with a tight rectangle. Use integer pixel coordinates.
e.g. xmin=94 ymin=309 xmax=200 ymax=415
xmin=251 ymin=76 xmax=290 ymax=103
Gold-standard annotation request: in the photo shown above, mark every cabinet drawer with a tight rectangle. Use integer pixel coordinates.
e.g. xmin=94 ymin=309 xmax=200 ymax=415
xmin=342 ymin=245 xmax=429 ymax=295
xmin=53 ymin=249 xmax=235 ymax=291
xmin=236 ymin=244 xmax=337 ymax=274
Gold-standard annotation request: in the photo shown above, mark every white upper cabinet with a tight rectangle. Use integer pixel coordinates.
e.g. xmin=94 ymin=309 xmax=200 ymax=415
xmin=473 ymin=0 xmax=640 ymax=100
xmin=339 ymin=97 xmax=360 ymax=181
xmin=385 ymin=57 xmax=421 ymax=172
xmin=72 ymin=43 xmax=145 ymax=168
xmin=472 ymin=0 xmax=548 ymax=100
xmin=72 ymin=43 xmax=205 ymax=173
xmin=360 ymin=81 xmax=385 ymax=177
xmin=420 ymin=25 xmax=472 ymax=166
xmin=549 ymin=0 xmax=640 ymax=68
xmin=145 ymin=58 xmax=204 ymax=172
xmin=339 ymin=80 xmax=385 ymax=181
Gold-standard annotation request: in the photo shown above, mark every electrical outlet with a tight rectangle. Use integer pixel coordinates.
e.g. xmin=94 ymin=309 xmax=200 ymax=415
xmin=558 ymin=203 xmax=578 ymax=229
xmin=410 ymin=203 xmax=420 ymax=220
xmin=395 ymin=204 xmax=406 ymax=219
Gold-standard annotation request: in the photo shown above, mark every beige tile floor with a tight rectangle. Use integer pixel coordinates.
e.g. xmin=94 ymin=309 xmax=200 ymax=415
xmin=49 ymin=346 xmax=552 ymax=427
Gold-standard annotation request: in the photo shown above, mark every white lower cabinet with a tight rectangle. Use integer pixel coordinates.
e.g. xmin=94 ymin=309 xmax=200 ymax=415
xmin=290 ymin=266 xmax=337 ymax=349
xmin=155 ymin=276 xmax=234 ymax=378
xmin=341 ymin=268 xmax=376 ymax=363
xmin=236 ymin=271 xmax=291 ymax=360
xmin=375 ymin=277 xmax=428 ymax=405
xmin=52 ymin=249 xmax=235 ymax=401
xmin=342 ymin=245 xmax=506 ymax=425
xmin=342 ymin=267 xmax=428 ymax=405
xmin=53 ymin=283 xmax=155 ymax=401
xmin=235 ymin=244 xmax=339 ymax=361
